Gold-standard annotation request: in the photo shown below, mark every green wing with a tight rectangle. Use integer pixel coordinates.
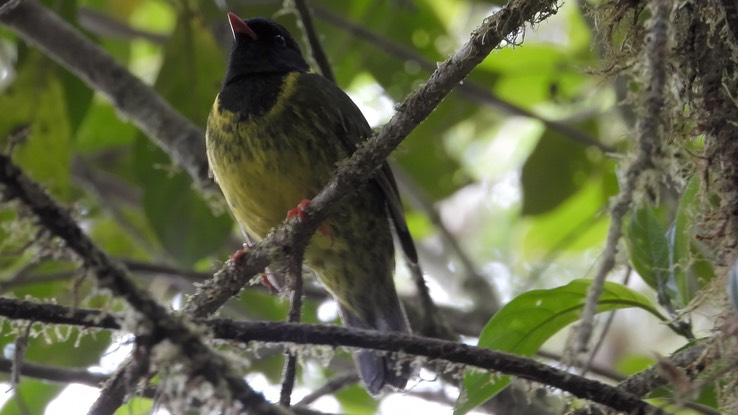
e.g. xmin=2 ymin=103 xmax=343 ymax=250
xmin=296 ymin=73 xmax=418 ymax=264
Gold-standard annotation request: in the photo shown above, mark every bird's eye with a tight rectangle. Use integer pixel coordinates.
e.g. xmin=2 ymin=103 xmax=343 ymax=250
xmin=275 ymin=34 xmax=286 ymax=46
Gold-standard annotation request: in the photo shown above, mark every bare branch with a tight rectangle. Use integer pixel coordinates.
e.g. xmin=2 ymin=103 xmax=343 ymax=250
xmin=0 ymin=296 xmax=666 ymax=415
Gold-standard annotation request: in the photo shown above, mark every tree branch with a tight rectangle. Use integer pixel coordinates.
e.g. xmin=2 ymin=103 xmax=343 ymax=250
xmin=0 ymin=297 xmax=666 ymax=415
xmin=0 ymin=357 xmax=109 ymax=388
xmin=0 ymin=155 xmax=290 ymax=415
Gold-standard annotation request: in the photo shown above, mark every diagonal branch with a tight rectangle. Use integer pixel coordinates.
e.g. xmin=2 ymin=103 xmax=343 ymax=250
xmin=0 ymin=155 xmax=291 ymax=415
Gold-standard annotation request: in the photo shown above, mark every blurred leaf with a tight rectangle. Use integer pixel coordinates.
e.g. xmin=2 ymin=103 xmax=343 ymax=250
xmin=521 ymin=172 xmax=613 ymax=255
xmin=625 ymin=207 xmax=671 ymax=296
xmin=232 ymin=289 xmax=288 ymax=321
xmin=136 ymin=141 xmax=232 ymax=266
xmin=456 ymin=280 xmax=665 ymax=414
xmin=670 ymin=177 xmax=715 ymax=307
xmin=113 ymin=397 xmax=154 ymax=415
xmin=521 ymin=122 xmax=597 ymax=215
xmin=615 ymin=354 xmax=656 ymax=376
xmin=24 ymin=327 xmax=111 ymax=368
xmin=0 ymin=54 xmax=71 ymax=199
xmin=336 ymin=383 xmax=378 ymax=415
xmin=154 ymin=9 xmax=224 ymax=126
xmin=394 ymin=98 xmax=473 ymax=199
xmin=0 ymin=380 xmax=63 ymax=415
xmin=322 ymin=0 xmax=445 ymax=97
xmin=135 ymin=10 xmax=232 ymax=265
xmin=75 ymin=100 xmax=137 ymax=152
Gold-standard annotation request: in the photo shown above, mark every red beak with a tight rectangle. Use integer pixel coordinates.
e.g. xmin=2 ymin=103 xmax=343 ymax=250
xmin=227 ymin=12 xmax=257 ymax=40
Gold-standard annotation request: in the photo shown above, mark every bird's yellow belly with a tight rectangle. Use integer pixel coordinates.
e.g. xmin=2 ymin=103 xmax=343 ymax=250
xmin=210 ymin=146 xmax=329 ymax=241
xmin=206 ymin=104 xmax=340 ymax=242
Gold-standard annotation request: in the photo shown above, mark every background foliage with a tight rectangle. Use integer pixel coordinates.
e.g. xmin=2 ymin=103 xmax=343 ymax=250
xmin=0 ymin=0 xmax=735 ymax=414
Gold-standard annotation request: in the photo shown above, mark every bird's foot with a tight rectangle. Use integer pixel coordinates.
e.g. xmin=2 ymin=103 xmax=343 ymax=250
xmin=287 ymin=199 xmax=311 ymax=221
xmin=231 ymin=244 xmax=276 ymax=291
xmin=287 ymin=198 xmax=331 ymax=238
xmin=230 ymin=243 xmax=251 ymax=262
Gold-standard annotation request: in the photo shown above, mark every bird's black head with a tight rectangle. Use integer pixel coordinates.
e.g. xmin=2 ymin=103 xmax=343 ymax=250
xmin=224 ymin=13 xmax=309 ymax=84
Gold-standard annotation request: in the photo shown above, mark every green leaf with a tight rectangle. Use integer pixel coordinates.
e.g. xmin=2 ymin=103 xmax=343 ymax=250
xmin=455 ymin=280 xmax=665 ymax=414
xmin=336 ymin=383 xmax=378 ymax=415
xmin=625 ymin=207 xmax=671 ymax=295
xmin=154 ymin=9 xmax=224 ymax=126
xmin=75 ymin=100 xmax=137 ymax=152
xmin=136 ymin=138 xmax=232 ymax=266
xmin=671 ymin=177 xmax=714 ymax=306
xmin=135 ymin=10 xmax=233 ymax=265
xmin=394 ymin=98 xmax=473 ymax=199
xmin=521 ymin=122 xmax=597 ymax=215
xmin=113 ymin=398 xmax=154 ymax=415
xmin=24 ymin=327 xmax=112 ymax=368
xmin=521 ymin=174 xmax=612 ymax=255
xmin=0 ymin=53 xmax=72 ymax=199
xmin=0 ymin=379 xmax=63 ymax=415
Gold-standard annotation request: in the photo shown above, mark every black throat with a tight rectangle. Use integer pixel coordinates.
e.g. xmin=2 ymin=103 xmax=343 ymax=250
xmin=217 ymin=72 xmax=292 ymax=122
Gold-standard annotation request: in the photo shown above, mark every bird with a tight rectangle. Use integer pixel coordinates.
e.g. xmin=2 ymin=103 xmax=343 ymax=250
xmin=205 ymin=12 xmax=418 ymax=395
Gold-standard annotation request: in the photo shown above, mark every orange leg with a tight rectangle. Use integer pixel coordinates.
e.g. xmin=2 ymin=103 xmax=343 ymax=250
xmin=230 ymin=243 xmax=251 ymax=262
xmin=286 ymin=198 xmax=332 ymax=238
xmin=230 ymin=243 xmax=276 ymax=291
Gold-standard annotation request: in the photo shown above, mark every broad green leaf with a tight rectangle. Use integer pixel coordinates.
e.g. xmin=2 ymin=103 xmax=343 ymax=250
xmin=0 ymin=380 xmax=62 ymax=415
xmin=521 ymin=122 xmax=598 ymax=215
xmin=0 ymin=54 xmax=71 ymax=199
xmin=455 ymin=280 xmax=665 ymax=414
xmin=625 ymin=207 xmax=671 ymax=296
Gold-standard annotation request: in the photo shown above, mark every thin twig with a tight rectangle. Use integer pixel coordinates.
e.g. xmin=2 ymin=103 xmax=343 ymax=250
xmin=290 ymin=0 xmax=335 ymax=82
xmin=295 ymin=373 xmax=359 ymax=406
xmin=280 ymin=251 xmax=305 ymax=407
xmin=572 ymin=0 xmax=670 ymax=355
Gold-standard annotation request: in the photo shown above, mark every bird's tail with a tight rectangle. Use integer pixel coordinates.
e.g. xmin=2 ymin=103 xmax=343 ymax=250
xmin=338 ymin=292 xmax=412 ymax=395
